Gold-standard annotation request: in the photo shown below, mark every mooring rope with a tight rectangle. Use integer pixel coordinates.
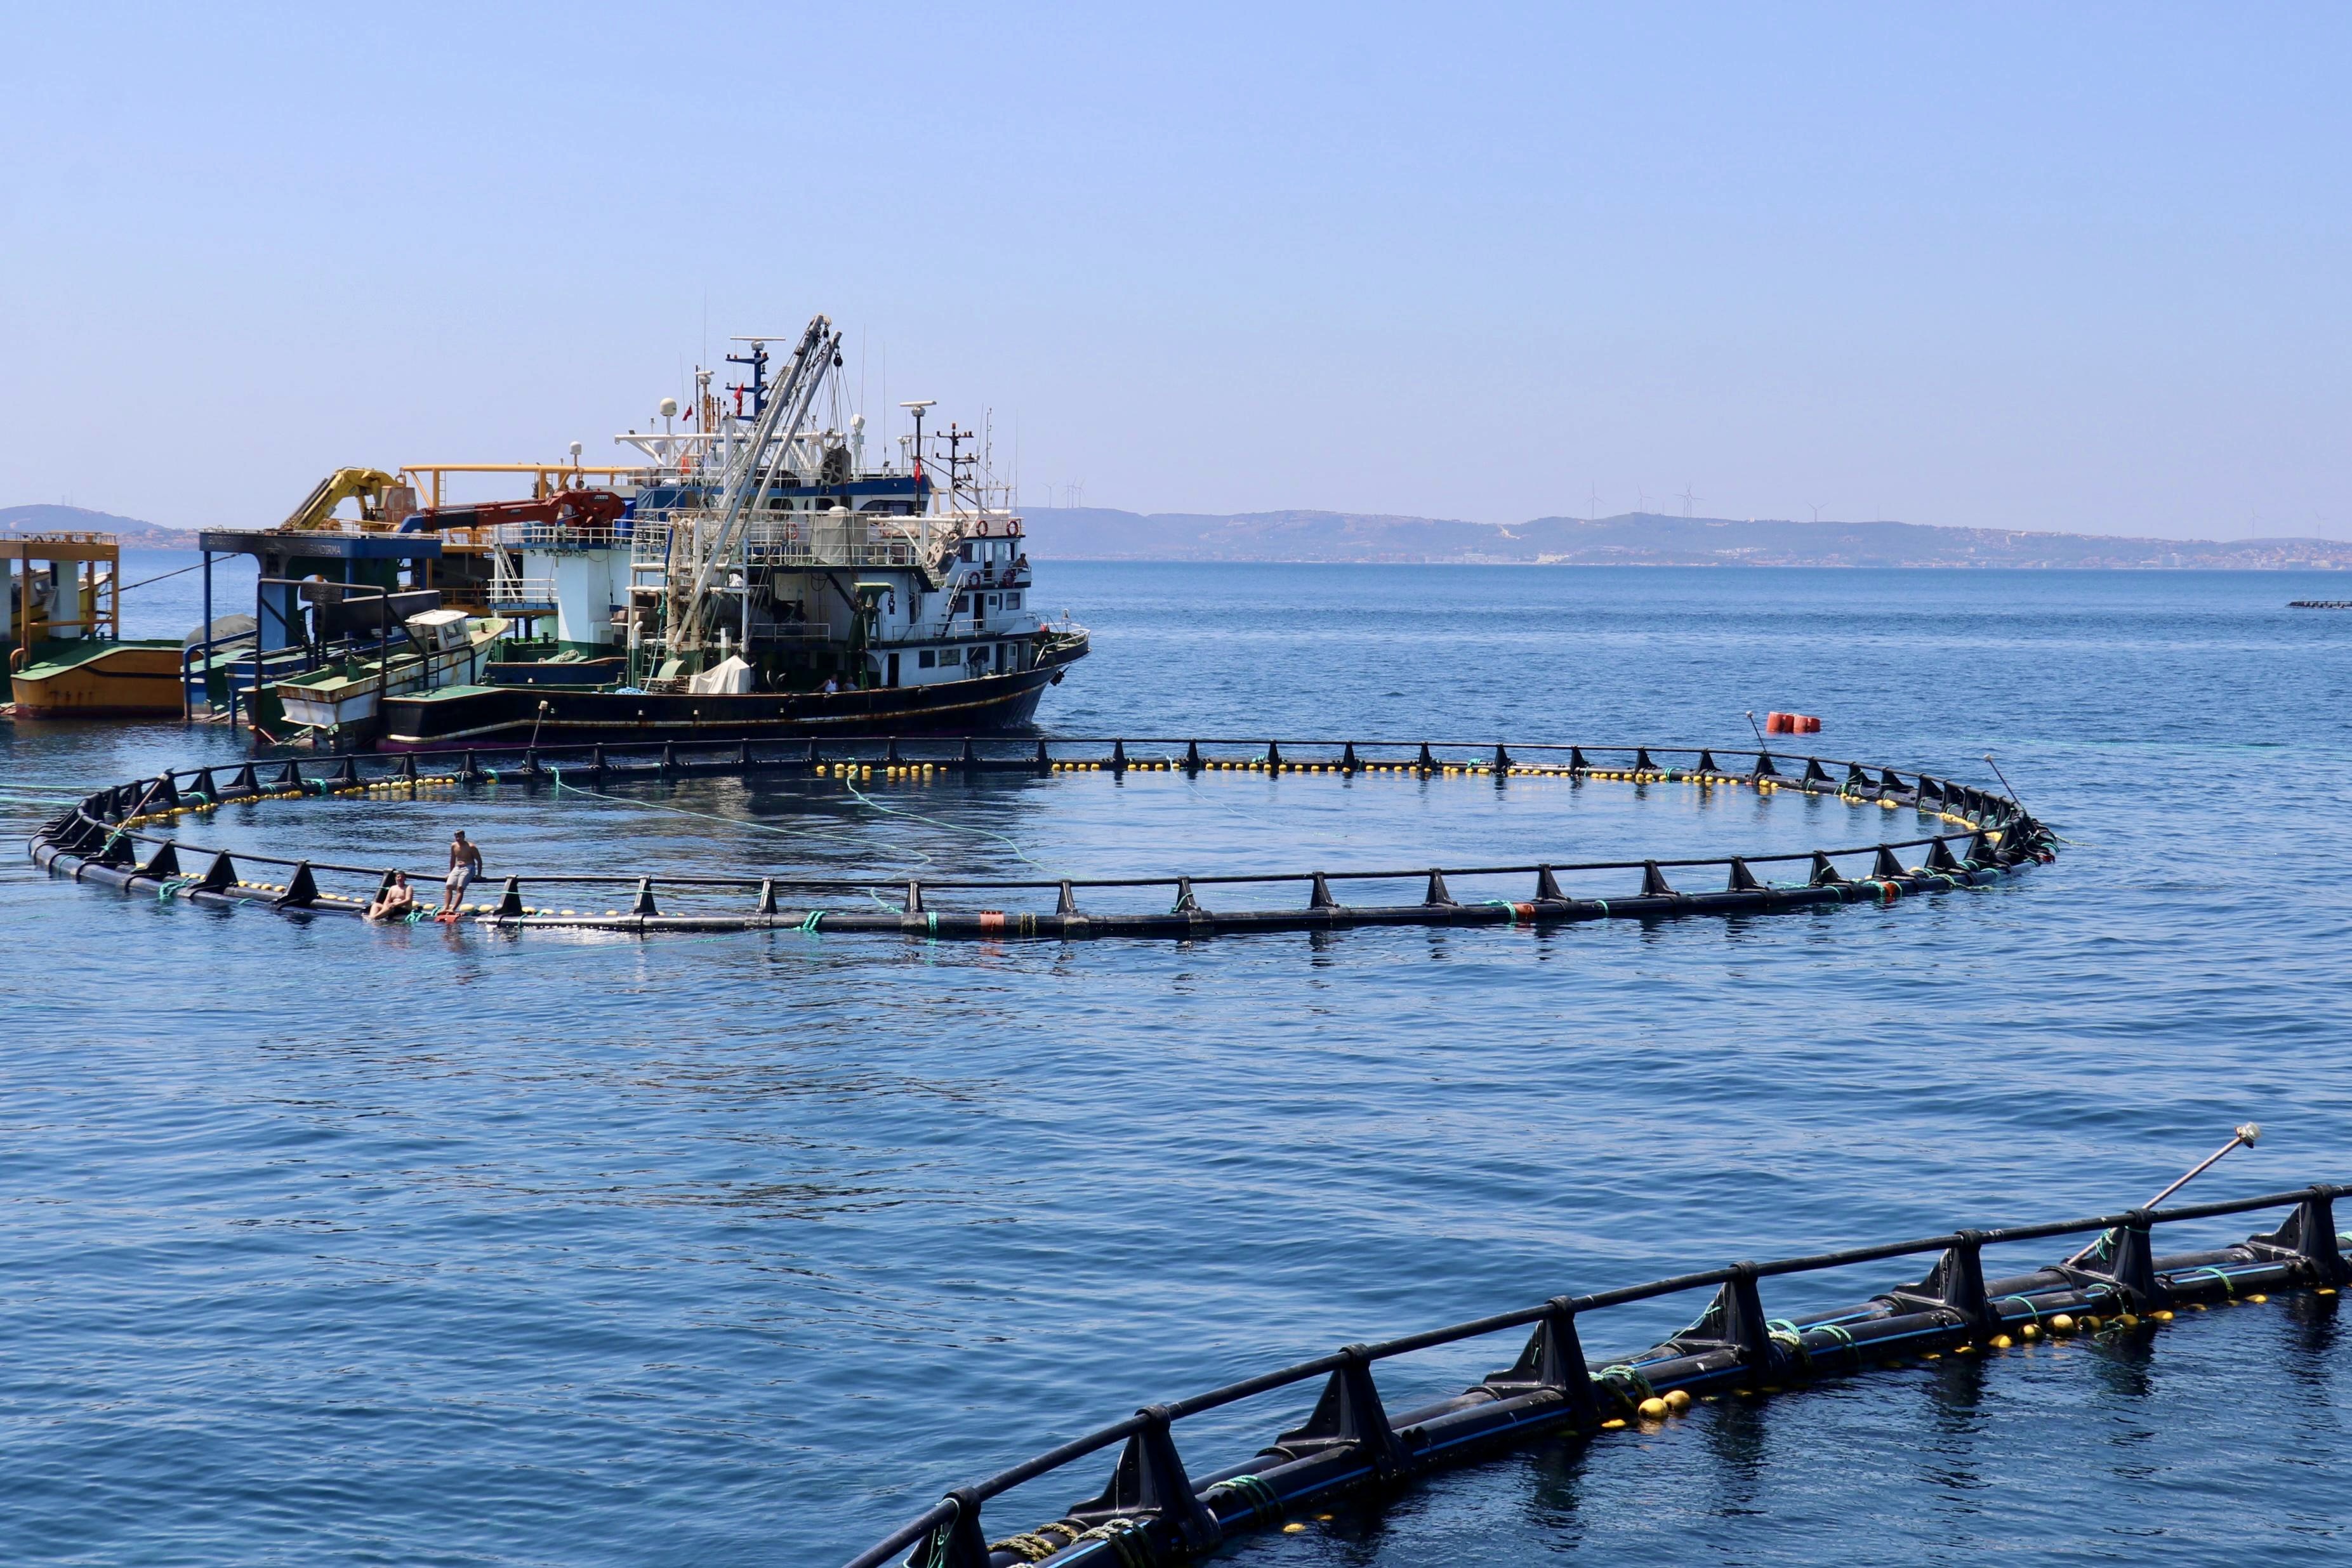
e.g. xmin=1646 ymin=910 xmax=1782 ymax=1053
xmin=842 ymin=776 xmax=1044 ymax=870
xmin=549 ymin=765 xmax=939 ymax=869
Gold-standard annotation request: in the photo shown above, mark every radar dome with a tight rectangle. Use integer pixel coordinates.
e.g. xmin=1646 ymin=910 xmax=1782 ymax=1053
xmin=658 ymin=396 xmax=679 ymax=419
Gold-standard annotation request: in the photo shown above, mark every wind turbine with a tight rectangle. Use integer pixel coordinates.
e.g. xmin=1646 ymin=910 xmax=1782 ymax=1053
xmin=1637 ymin=487 xmax=1651 ymax=517
xmin=1678 ymin=485 xmax=1698 ymax=518
xmin=1587 ymin=482 xmax=1600 ymax=523
xmin=1809 ymin=502 xmax=1827 ymax=524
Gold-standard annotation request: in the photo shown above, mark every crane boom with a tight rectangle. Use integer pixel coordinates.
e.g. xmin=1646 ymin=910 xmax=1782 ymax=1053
xmin=668 ymin=315 xmax=842 ymax=659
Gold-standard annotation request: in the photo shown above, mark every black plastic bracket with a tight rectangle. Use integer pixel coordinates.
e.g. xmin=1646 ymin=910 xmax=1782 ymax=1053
xmin=1271 ymin=1347 xmax=1406 ymax=1480
xmin=276 ymin=862 xmax=319 ymax=910
xmin=925 ymin=1488 xmax=991 ymax=1568
xmin=1673 ymin=1263 xmax=1774 ymax=1373
xmin=1072 ymin=1408 xmax=1221 ymax=1549
xmin=2247 ymin=1189 xmax=2351 ymax=1286
xmin=1641 ymin=860 xmax=1677 ymax=897
xmin=1726 ymin=857 xmax=1762 ymax=892
xmin=1889 ymin=1230 xmax=2000 ymax=1339
xmin=2067 ymin=1212 xmax=2169 ymax=1310
xmin=1424 ymin=870 xmax=1457 ymax=907
xmin=1481 ymin=1297 xmax=1602 ymax=1430
xmin=1535 ymin=865 xmax=1564 ymax=902
xmin=1309 ymin=873 xmax=1339 ymax=910
xmin=632 ymin=877 xmax=659 ymax=917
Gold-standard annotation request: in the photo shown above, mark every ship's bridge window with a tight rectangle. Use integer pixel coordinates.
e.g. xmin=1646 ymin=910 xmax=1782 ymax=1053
xmin=967 ymin=645 xmax=986 ymax=664
xmin=918 ymin=650 xmax=937 ymax=668
xmin=1005 ymin=592 xmax=1021 ymax=609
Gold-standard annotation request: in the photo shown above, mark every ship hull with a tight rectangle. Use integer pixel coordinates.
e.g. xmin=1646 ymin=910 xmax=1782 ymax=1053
xmin=8 ymin=640 xmax=185 ymax=719
xmin=376 ymin=649 xmax=1082 ymax=751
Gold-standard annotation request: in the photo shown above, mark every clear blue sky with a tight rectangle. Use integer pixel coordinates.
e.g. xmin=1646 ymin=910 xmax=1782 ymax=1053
xmin=4 ymin=4 xmax=2346 ymax=539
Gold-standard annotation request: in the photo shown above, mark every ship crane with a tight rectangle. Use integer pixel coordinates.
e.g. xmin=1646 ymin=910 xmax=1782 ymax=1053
xmin=667 ymin=313 xmax=843 ymax=662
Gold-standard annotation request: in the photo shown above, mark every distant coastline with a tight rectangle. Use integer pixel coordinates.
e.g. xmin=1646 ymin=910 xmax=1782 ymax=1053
xmin=1015 ymin=507 xmax=2352 ymax=569
xmin=10 ymin=501 xmax=2350 ymax=570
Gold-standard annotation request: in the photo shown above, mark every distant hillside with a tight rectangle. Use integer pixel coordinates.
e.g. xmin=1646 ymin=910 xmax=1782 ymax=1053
xmin=1 ymin=504 xmax=201 ymax=548
xmin=11 ymin=499 xmax=2351 ymax=569
xmin=1019 ymin=508 xmax=2352 ymax=570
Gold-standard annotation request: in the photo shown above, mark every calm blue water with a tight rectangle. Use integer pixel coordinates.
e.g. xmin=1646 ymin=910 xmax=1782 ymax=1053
xmin=4 ymin=562 xmax=2349 ymax=1565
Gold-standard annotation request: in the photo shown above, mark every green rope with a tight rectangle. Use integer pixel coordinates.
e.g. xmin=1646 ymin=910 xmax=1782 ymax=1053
xmin=155 ymin=877 xmax=192 ymax=903
xmin=798 ymin=910 xmax=827 ymax=933
xmin=2181 ymin=1265 xmax=2237 ymax=1298
xmin=1204 ymin=1473 xmax=1281 ymax=1524
xmin=1597 ymin=1362 xmax=1654 ymax=1404
xmin=843 ymin=777 xmax=1041 ymax=869
xmin=550 ymin=765 xmax=935 ymax=866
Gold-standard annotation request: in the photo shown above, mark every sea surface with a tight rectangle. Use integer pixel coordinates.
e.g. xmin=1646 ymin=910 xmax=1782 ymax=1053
xmin=3 ymin=559 xmax=2349 ymax=1565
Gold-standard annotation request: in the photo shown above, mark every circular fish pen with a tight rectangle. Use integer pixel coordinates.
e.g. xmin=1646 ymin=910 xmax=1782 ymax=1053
xmin=836 ymin=1185 xmax=2351 ymax=1568
xmin=30 ymin=736 xmax=2054 ymax=939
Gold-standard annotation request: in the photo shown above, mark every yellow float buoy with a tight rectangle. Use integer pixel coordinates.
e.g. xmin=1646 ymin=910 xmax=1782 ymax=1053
xmin=1662 ymin=1388 xmax=1692 ymax=1414
xmin=1637 ymin=1397 xmax=1668 ymax=1421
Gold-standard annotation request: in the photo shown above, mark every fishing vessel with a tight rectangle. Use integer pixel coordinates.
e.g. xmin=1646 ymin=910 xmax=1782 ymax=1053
xmin=5 ymin=532 xmax=189 ymax=718
xmin=372 ymin=313 xmax=1087 ymax=749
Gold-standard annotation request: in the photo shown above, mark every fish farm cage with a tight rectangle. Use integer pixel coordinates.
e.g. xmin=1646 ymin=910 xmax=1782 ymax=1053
xmin=30 ymin=735 xmax=2056 ymax=939
xmin=842 ymin=1185 xmax=2348 ymax=1568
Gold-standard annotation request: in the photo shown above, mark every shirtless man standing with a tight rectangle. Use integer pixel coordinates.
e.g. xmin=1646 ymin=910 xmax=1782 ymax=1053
xmin=439 ymin=829 xmax=484 ymax=917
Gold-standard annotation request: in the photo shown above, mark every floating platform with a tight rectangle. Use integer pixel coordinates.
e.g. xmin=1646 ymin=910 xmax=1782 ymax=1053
xmin=841 ymin=1185 xmax=2349 ymax=1568
xmin=31 ymin=735 xmax=2053 ymax=940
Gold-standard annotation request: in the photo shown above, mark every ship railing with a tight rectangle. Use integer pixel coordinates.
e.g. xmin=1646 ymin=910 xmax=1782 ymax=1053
xmin=487 ymin=577 xmax=558 ymax=610
xmin=10 ymin=530 xmax=119 ymax=548
xmin=494 ymin=522 xmax=631 ymax=551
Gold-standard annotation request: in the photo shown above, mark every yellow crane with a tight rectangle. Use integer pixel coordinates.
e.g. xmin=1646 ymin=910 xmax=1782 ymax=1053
xmin=279 ymin=468 xmax=409 ymax=531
